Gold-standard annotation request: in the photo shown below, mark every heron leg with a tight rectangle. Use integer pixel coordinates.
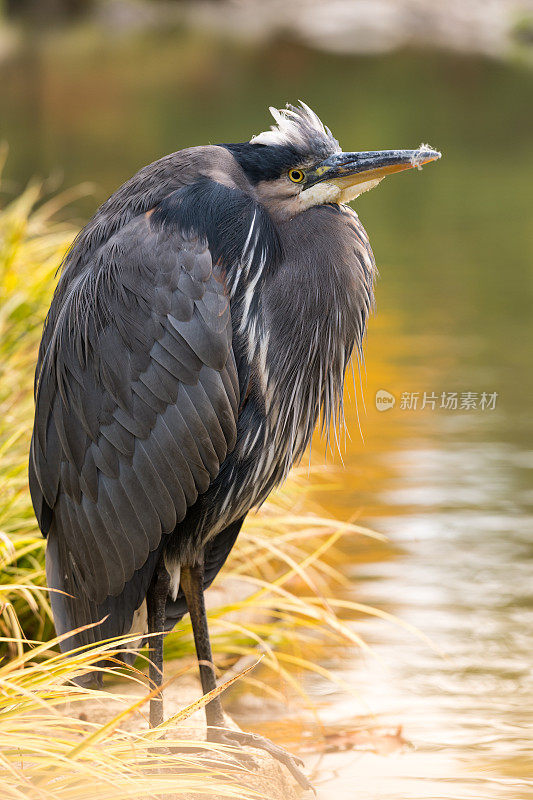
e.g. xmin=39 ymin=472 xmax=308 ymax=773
xmin=147 ymin=560 xmax=170 ymax=728
xmin=180 ymin=561 xmax=313 ymax=792
xmin=180 ymin=561 xmax=225 ymax=729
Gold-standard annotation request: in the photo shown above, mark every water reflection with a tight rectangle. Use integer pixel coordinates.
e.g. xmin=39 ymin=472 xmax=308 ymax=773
xmin=308 ymin=329 xmax=533 ymax=796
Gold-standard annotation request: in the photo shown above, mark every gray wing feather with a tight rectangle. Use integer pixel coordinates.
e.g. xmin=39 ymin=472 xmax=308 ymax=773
xmin=30 ymin=214 xmax=239 ymax=618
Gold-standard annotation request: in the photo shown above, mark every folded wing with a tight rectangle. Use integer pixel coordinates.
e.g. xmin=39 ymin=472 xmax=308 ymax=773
xmin=29 ymin=208 xmax=239 ymax=632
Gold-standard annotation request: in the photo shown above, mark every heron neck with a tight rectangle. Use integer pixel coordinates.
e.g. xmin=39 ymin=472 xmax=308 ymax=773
xmin=234 ymin=203 xmax=375 ymax=479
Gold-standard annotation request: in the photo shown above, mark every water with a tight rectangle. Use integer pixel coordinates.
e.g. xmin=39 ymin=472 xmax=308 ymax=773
xmin=304 ymin=50 xmax=533 ymax=792
xmin=308 ymin=425 xmax=533 ymax=797
xmin=2 ymin=30 xmax=532 ymax=799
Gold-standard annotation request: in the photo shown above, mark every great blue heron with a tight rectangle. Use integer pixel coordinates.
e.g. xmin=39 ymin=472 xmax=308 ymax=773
xmin=29 ymin=102 xmax=440 ymax=788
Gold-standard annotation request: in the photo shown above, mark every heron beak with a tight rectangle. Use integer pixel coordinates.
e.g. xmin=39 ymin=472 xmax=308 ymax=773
xmin=310 ymin=147 xmax=441 ymax=200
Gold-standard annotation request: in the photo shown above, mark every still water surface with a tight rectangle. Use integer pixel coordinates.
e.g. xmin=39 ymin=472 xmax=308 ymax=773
xmin=1 ymin=32 xmax=532 ymax=799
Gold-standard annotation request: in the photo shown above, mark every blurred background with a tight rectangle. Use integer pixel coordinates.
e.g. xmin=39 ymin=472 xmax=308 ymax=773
xmin=1 ymin=1 xmax=532 ymax=798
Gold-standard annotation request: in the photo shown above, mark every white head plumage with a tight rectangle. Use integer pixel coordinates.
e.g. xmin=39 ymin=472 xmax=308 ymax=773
xmin=250 ymin=102 xmax=341 ymax=158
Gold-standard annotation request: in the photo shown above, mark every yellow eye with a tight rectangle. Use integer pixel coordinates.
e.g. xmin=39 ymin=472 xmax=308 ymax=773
xmin=288 ymin=169 xmax=305 ymax=183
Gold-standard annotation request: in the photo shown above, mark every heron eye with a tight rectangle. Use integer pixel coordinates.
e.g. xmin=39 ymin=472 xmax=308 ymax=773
xmin=288 ymin=169 xmax=305 ymax=183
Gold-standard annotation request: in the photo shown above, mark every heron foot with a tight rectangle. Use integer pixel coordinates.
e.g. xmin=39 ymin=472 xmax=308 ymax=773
xmin=207 ymin=726 xmax=314 ymax=792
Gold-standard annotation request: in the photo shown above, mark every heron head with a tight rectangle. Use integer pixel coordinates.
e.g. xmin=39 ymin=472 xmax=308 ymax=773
xmin=224 ymin=102 xmax=440 ymax=220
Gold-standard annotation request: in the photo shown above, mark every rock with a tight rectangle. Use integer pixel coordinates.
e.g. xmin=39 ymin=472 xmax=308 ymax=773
xmin=66 ymin=657 xmax=307 ymax=800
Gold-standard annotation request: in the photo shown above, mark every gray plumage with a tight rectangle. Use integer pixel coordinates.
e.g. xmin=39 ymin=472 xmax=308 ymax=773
xmin=29 ymin=103 xmax=439 ymax=664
